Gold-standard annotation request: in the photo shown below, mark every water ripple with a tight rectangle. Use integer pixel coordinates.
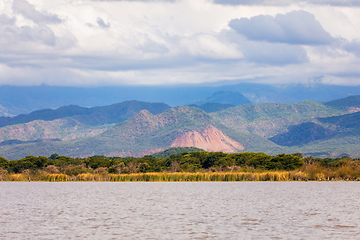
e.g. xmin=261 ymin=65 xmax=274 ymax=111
xmin=0 ymin=182 xmax=359 ymax=239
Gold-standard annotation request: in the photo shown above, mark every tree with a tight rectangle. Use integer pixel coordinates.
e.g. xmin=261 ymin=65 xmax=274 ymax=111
xmin=49 ymin=153 xmax=59 ymax=160
xmin=0 ymin=157 xmax=9 ymax=169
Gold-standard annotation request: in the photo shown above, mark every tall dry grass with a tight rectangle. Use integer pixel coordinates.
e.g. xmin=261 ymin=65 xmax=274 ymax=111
xmin=1 ymin=164 xmax=360 ymax=182
xmin=108 ymin=171 xmax=309 ymax=182
xmin=44 ymin=174 xmax=68 ymax=181
xmin=301 ymin=161 xmax=360 ymax=181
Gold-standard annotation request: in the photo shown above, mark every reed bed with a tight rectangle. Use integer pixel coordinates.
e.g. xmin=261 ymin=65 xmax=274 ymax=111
xmin=8 ymin=173 xmax=29 ymax=181
xmin=1 ymin=170 xmax=360 ymax=181
xmin=97 ymin=171 xmax=360 ymax=181
xmin=44 ymin=174 xmax=69 ymax=182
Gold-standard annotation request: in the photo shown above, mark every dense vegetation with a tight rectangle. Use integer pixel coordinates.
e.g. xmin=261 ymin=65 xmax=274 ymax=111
xmin=150 ymin=147 xmax=204 ymax=158
xmin=1 ymin=150 xmax=359 ymax=181
xmin=323 ymin=95 xmax=360 ymax=110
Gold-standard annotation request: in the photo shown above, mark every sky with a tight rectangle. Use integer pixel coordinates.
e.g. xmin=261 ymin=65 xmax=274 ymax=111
xmin=0 ymin=0 xmax=360 ymax=86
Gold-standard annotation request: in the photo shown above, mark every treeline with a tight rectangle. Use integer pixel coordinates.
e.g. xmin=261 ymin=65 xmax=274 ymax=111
xmin=0 ymin=152 xmax=360 ymax=181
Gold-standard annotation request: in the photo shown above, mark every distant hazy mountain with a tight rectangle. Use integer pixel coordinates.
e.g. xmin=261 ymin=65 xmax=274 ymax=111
xmin=1 ymin=83 xmax=359 ymax=116
xmin=0 ymin=100 xmax=170 ymax=127
xmin=0 ymin=104 xmax=12 ymax=117
xmin=188 ymin=103 xmax=235 ymax=113
xmin=193 ymin=91 xmax=251 ymax=105
xmin=0 ymin=96 xmax=360 ymax=159
xmin=0 ymin=100 xmax=170 ymax=144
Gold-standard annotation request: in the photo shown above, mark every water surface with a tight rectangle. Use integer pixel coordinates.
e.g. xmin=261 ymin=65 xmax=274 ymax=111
xmin=1 ymin=182 xmax=359 ymax=239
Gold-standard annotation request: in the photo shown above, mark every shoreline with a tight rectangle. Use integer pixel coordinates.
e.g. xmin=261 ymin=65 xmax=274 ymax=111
xmin=2 ymin=171 xmax=360 ymax=182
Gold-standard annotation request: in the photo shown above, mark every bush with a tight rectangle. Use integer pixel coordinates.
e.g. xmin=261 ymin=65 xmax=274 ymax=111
xmin=63 ymin=164 xmax=90 ymax=176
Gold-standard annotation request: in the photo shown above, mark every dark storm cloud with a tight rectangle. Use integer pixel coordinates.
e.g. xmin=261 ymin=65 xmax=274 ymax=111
xmin=229 ymin=11 xmax=333 ymax=45
xmin=12 ymin=0 xmax=62 ymax=24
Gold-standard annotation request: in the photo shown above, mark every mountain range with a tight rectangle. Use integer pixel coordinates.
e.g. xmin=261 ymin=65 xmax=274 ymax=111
xmin=0 ymin=94 xmax=359 ymax=160
xmin=2 ymin=83 xmax=360 ymax=116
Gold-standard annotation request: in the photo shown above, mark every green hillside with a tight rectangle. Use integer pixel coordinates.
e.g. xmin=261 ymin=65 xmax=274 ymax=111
xmin=200 ymin=91 xmax=251 ymax=105
xmin=318 ymin=111 xmax=360 ymax=129
xmin=269 ymin=122 xmax=335 ymax=146
xmin=287 ymin=135 xmax=360 ymax=158
xmin=0 ymin=106 xmax=272 ymax=159
xmin=189 ymin=103 xmax=235 ymax=113
xmin=0 ymin=96 xmax=359 ymax=160
xmin=93 ymin=106 xmax=223 ymax=154
xmin=0 ymin=100 xmax=170 ymax=127
xmin=211 ymin=100 xmax=345 ymax=138
xmin=267 ymin=111 xmax=360 ymax=157
xmin=272 ymin=111 xmax=360 ymax=147
xmin=0 ymin=107 xmax=216 ymax=159
xmin=0 ymin=118 xmax=113 ymax=142
xmin=149 ymin=147 xmax=205 ymax=158
xmin=324 ymin=95 xmax=360 ymax=111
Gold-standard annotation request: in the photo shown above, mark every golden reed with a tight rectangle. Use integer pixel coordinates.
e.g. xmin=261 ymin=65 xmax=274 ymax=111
xmin=1 ymin=170 xmax=360 ymax=182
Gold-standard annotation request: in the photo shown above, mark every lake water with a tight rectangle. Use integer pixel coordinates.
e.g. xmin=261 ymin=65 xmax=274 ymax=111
xmin=1 ymin=182 xmax=359 ymax=239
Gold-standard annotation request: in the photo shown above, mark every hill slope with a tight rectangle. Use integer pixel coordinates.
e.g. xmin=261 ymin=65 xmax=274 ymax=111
xmin=194 ymin=91 xmax=251 ymax=105
xmin=267 ymin=108 xmax=360 ymax=157
xmin=0 ymin=100 xmax=170 ymax=128
xmin=95 ymin=107 xmax=247 ymax=155
xmin=0 ymin=96 xmax=360 ymax=159
xmin=189 ymin=103 xmax=235 ymax=113
xmin=211 ymin=100 xmax=345 ymax=138
xmin=269 ymin=122 xmax=335 ymax=146
xmin=324 ymin=95 xmax=360 ymax=112
xmin=0 ymin=106 xmax=277 ymax=159
xmin=0 ymin=118 xmax=112 ymax=142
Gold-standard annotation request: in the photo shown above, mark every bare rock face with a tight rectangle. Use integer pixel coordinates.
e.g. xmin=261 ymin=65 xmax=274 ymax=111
xmin=170 ymin=125 xmax=244 ymax=153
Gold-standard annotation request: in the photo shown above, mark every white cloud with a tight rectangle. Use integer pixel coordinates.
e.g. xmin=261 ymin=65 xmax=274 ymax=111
xmin=12 ymin=0 xmax=62 ymax=24
xmin=213 ymin=0 xmax=360 ymax=6
xmin=0 ymin=0 xmax=359 ymax=86
xmin=176 ymin=33 xmax=243 ymax=60
xmin=322 ymin=75 xmax=360 ymax=86
xmin=0 ymin=13 xmax=57 ymax=51
xmin=344 ymin=39 xmax=360 ymax=57
xmin=229 ymin=11 xmax=333 ymax=45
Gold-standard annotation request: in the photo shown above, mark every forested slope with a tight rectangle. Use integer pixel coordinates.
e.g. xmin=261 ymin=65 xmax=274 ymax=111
xmin=0 ymin=96 xmax=359 ymax=159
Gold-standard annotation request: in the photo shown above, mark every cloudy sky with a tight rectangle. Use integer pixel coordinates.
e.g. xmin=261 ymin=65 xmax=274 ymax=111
xmin=0 ymin=0 xmax=360 ymax=86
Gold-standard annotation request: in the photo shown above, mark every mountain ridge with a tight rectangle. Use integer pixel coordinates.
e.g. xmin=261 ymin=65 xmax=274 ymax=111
xmin=1 ymin=83 xmax=360 ymax=116
xmin=0 ymin=95 xmax=359 ymax=159
xmin=0 ymin=100 xmax=170 ymax=128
